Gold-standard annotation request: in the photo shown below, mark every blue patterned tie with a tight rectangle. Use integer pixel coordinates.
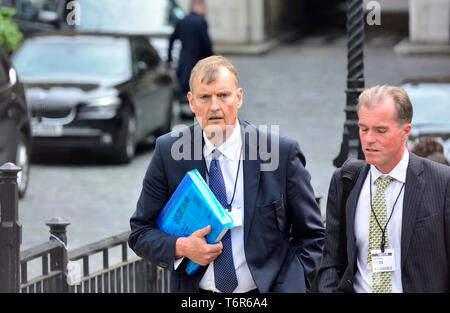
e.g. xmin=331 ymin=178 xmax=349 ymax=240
xmin=209 ymin=149 xmax=238 ymax=293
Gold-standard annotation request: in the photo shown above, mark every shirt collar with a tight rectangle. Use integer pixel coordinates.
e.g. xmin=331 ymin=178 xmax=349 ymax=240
xmin=203 ymin=120 xmax=242 ymax=160
xmin=370 ymin=148 xmax=409 ymax=184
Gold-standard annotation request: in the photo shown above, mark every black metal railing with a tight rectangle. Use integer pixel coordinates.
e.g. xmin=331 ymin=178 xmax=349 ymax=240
xmin=66 ymin=230 xmax=170 ymax=293
xmin=20 ymin=239 xmax=65 ymax=293
xmin=0 ymin=162 xmax=170 ymax=293
xmin=0 ymin=163 xmax=22 ymax=293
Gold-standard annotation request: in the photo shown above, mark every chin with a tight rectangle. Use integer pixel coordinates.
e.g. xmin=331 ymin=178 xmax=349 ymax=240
xmin=363 ymin=155 xmax=377 ymax=165
xmin=205 ymin=124 xmax=224 ymax=131
xmin=204 ymin=124 xmax=224 ymax=138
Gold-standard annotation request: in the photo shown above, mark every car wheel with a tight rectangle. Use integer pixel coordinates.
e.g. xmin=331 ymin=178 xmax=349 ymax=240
xmin=112 ymin=106 xmax=136 ymax=164
xmin=157 ymin=95 xmax=174 ymax=137
xmin=16 ymin=132 xmax=30 ymax=198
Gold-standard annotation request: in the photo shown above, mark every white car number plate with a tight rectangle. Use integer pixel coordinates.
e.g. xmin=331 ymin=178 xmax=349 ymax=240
xmin=32 ymin=123 xmax=63 ymax=137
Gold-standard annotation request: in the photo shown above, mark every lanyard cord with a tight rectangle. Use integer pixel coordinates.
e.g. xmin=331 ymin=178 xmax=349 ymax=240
xmin=369 ymin=171 xmax=405 ymax=253
xmin=204 ymin=147 xmax=243 ymax=212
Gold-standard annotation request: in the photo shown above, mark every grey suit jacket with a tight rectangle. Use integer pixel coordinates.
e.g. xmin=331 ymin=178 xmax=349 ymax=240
xmin=129 ymin=120 xmax=325 ymax=293
xmin=317 ymin=153 xmax=450 ymax=293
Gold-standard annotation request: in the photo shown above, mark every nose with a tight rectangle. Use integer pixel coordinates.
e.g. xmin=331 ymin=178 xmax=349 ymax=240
xmin=210 ymin=96 xmax=221 ymax=111
xmin=364 ymin=130 xmax=377 ymax=145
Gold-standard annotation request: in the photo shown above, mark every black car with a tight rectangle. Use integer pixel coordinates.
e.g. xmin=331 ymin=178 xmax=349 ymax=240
xmin=0 ymin=47 xmax=31 ymax=198
xmin=12 ymin=32 xmax=175 ymax=163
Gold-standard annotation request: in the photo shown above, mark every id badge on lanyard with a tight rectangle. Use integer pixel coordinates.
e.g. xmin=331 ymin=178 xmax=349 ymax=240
xmin=370 ymin=249 xmax=396 ymax=273
xmin=229 ymin=206 xmax=243 ymax=227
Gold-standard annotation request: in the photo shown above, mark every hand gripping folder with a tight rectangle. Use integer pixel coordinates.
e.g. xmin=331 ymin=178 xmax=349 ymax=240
xmin=156 ymin=169 xmax=236 ymax=275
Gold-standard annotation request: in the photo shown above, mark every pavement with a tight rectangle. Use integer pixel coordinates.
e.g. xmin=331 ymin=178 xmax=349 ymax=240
xmin=17 ymin=32 xmax=450 ymax=256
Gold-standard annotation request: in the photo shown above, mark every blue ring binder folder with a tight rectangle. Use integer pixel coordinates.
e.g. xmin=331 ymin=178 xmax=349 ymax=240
xmin=156 ymin=169 xmax=236 ymax=275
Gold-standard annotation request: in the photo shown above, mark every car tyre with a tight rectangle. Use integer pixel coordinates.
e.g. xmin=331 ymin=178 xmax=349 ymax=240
xmin=112 ymin=106 xmax=136 ymax=164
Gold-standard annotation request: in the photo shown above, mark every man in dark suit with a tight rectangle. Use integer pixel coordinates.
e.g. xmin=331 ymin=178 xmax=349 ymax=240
xmin=168 ymin=0 xmax=213 ymax=115
xmin=128 ymin=55 xmax=324 ymax=293
xmin=317 ymin=85 xmax=450 ymax=293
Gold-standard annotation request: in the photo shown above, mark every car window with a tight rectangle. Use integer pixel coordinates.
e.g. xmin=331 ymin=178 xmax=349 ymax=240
xmin=13 ymin=37 xmax=132 ymax=80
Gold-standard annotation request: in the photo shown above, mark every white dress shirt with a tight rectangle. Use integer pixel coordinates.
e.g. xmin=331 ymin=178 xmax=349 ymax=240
xmin=353 ymin=148 xmax=409 ymax=293
xmin=198 ymin=120 xmax=257 ymax=292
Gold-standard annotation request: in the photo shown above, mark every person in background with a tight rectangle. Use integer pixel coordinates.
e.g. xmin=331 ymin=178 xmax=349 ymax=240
xmin=168 ymin=0 xmax=213 ymax=117
xmin=412 ymin=137 xmax=449 ymax=166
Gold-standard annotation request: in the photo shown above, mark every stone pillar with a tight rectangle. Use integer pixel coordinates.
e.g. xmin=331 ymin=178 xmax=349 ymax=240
xmin=395 ymin=0 xmax=450 ymax=54
xmin=410 ymin=0 xmax=450 ymax=44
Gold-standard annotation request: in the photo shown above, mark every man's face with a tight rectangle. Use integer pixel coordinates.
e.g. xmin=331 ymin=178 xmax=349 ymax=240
xmin=358 ymin=95 xmax=411 ymax=173
xmin=187 ymin=66 xmax=243 ymax=142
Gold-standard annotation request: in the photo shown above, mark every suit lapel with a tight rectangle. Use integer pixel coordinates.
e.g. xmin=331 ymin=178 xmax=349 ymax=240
xmin=346 ymin=163 xmax=370 ymax=260
xmin=401 ymin=153 xmax=424 ymax=269
xmin=241 ymin=121 xmax=261 ymax=245
xmin=185 ymin=122 xmax=206 ymax=180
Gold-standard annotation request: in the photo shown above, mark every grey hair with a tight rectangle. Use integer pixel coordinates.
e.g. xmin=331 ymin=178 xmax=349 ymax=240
xmin=189 ymin=55 xmax=240 ymax=92
xmin=357 ymin=85 xmax=413 ymax=124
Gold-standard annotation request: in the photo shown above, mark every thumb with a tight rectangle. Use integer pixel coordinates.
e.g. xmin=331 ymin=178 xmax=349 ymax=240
xmin=193 ymin=225 xmax=211 ymax=238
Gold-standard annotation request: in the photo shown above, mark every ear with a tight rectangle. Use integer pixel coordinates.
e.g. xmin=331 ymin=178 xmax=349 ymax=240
xmin=403 ymin=123 xmax=412 ymax=140
xmin=187 ymin=91 xmax=195 ymax=114
xmin=236 ymin=88 xmax=243 ymax=109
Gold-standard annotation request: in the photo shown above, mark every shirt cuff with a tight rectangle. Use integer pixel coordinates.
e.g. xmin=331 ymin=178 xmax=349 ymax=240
xmin=174 ymin=257 xmax=184 ymax=270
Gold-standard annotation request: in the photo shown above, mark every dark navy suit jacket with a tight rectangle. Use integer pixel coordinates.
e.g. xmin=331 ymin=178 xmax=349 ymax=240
xmin=317 ymin=153 xmax=450 ymax=292
xmin=128 ymin=120 xmax=325 ymax=292
xmin=168 ymin=12 xmax=213 ymax=95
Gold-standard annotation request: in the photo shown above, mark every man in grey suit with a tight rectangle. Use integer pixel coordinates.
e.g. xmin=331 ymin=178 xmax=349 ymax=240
xmin=129 ymin=55 xmax=324 ymax=293
xmin=317 ymin=85 xmax=450 ymax=293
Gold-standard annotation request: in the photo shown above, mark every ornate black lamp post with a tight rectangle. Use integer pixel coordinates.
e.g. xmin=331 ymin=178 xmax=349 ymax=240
xmin=333 ymin=0 xmax=365 ymax=167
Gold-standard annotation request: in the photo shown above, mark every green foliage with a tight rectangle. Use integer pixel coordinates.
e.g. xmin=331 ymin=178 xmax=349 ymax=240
xmin=0 ymin=6 xmax=23 ymax=52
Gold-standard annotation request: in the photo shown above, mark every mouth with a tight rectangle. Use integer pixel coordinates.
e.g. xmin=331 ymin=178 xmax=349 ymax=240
xmin=365 ymin=148 xmax=379 ymax=153
xmin=208 ymin=116 xmax=224 ymax=121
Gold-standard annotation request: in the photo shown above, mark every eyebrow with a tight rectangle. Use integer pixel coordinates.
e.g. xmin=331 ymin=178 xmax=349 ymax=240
xmin=197 ymin=89 xmax=233 ymax=96
xmin=358 ymin=123 xmax=389 ymax=130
